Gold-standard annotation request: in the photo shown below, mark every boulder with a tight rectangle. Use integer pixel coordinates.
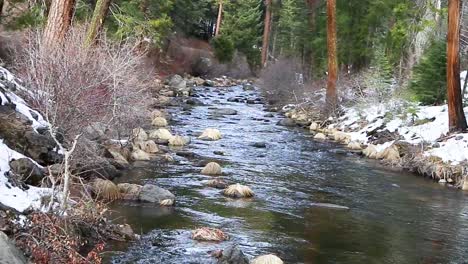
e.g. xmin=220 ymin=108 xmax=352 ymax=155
xmin=138 ymin=184 xmax=175 ymax=205
xmin=135 ymin=140 xmax=159 ymax=154
xmin=309 ymin=122 xmax=319 ymax=131
xmin=192 ymin=57 xmax=213 ymax=77
xmin=314 ymin=133 xmax=326 ymax=140
xmin=132 ymin=127 xmax=148 ymax=142
xmin=83 ymin=122 xmax=108 ymax=141
xmin=131 ymin=149 xmax=151 ymax=161
xmin=152 ymin=117 xmax=168 ymax=127
xmin=191 ymin=227 xmax=228 ymax=242
xmin=223 ymin=184 xmax=254 ymax=198
xmin=149 ymin=129 xmax=173 ymax=141
xmin=217 ymin=245 xmax=249 ymax=264
xmin=277 ymin=118 xmax=296 ymax=127
xmin=205 ymin=179 xmax=228 ymax=189
xmin=242 ymin=83 xmax=255 ymax=91
xmin=251 ymin=255 xmax=284 ymax=264
xmin=9 ymin=158 xmax=44 ymax=186
xmin=0 ymin=231 xmax=27 ymax=264
xmin=199 ymin=128 xmax=222 ymax=141
xmin=150 ymin=109 xmax=166 ymax=120
xmin=347 ymin=142 xmax=362 ymax=150
xmin=105 ymin=147 xmax=130 ymax=167
xmin=201 ymin=162 xmax=223 ymax=176
xmin=167 ymin=74 xmax=190 ymax=96
xmin=462 ymin=177 xmax=468 ymax=191
xmin=169 ymin=135 xmax=189 ymax=147
xmin=363 ymin=145 xmax=378 ymax=159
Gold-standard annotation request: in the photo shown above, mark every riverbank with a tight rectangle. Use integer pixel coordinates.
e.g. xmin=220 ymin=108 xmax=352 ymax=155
xmin=279 ymin=87 xmax=468 ymax=190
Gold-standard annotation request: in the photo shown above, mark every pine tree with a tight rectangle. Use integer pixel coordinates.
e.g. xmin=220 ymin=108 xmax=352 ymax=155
xmin=326 ymin=0 xmax=337 ymax=112
xmin=221 ymin=0 xmax=263 ymax=68
xmin=85 ymin=0 xmax=112 ymax=46
xmin=261 ymin=0 xmax=272 ymax=67
xmin=43 ymin=0 xmax=76 ymax=47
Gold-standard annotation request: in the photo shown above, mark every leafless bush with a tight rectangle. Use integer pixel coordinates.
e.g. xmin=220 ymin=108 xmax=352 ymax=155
xmin=259 ymin=57 xmax=321 ymax=106
xmin=15 ymin=26 xmax=152 ymax=141
xmin=208 ymin=52 xmax=253 ymax=79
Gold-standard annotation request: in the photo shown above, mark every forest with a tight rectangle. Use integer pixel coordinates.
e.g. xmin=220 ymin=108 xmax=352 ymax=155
xmin=0 ymin=0 xmax=467 ymax=263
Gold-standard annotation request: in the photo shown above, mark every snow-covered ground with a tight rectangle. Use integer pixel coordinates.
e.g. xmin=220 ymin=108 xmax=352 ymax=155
xmin=0 ymin=67 xmax=54 ymax=213
xmin=334 ymin=71 xmax=468 ymax=165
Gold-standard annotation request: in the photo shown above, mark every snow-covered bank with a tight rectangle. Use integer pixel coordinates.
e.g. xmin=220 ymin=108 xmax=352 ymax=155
xmin=0 ymin=67 xmax=55 ymax=213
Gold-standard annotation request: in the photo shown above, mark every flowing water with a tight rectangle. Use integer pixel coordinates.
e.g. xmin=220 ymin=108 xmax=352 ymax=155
xmin=109 ymin=86 xmax=468 ymax=264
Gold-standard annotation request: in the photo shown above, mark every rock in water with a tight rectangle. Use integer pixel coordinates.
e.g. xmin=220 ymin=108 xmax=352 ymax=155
xmin=347 ymin=141 xmax=362 ymax=150
xmin=118 ymin=183 xmax=142 ymax=200
xmin=201 ymin=162 xmax=223 ymax=175
xmin=212 ymin=108 xmax=238 ymax=116
xmin=310 ymin=122 xmax=319 ymax=131
xmin=251 ymin=254 xmax=284 ymax=264
xmin=217 ymin=245 xmax=249 ymax=264
xmin=149 ymin=128 xmax=173 ymax=141
xmin=152 ymin=117 xmax=168 ymax=127
xmin=0 ymin=231 xmax=27 ymax=264
xmin=9 ymin=158 xmax=44 ymax=186
xmin=314 ymin=133 xmax=326 ymax=140
xmin=277 ymin=118 xmax=296 ymax=127
xmin=199 ymin=128 xmax=222 ymax=141
xmin=223 ymin=184 xmax=254 ymax=198
xmin=138 ymin=184 xmax=175 ymax=205
xmin=169 ymin=135 xmax=189 ymax=146
xmin=191 ymin=227 xmax=228 ymax=242
xmin=205 ymin=179 xmax=228 ymax=189
xmin=363 ymin=144 xmax=378 ymax=159
xmin=131 ymin=149 xmax=151 ymax=161
xmin=135 ymin=140 xmax=159 ymax=154
xmin=462 ymin=177 xmax=468 ymax=191
xmin=168 ymin=74 xmax=190 ymax=96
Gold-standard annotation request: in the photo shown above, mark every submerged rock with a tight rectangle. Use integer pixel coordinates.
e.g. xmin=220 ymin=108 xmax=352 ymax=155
xmin=309 ymin=203 xmax=350 ymax=210
xmin=191 ymin=227 xmax=228 ymax=242
xmin=212 ymin=108 xmax=238 ymax=116
xmin=277 ymin=118 xmax=296 ymax=127
xmin=217 ymin=244 xmax=249 ymax=264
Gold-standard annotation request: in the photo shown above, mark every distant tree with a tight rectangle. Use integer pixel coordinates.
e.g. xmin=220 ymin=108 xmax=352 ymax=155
xmin=43 ymin=0 xmax=76 ymax=47
xmin=215 ymin=0 xmax=223 ymax=36
xmin=447 ymin=0 xmax=467 ymax=132
xmin=261 ymin=0 xmax=272 ymax=67
xmin=326 ymin=0 xmax=337 ymax=112
xmin=85 ymin=0 xmax=112 ymax=46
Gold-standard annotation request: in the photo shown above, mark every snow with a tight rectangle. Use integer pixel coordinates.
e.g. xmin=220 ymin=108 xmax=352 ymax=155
xmin=0 ymin=140 xmax=52 ymax=213
xmin=426 ymin=134 xmax=468 ymax=165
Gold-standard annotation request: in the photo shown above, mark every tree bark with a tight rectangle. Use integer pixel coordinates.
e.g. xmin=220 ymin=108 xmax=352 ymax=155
xmin=447 ymin=0 xmax=467 ymax=132
xmin=85 ymin=0 xmax=112 ymax=46
xmin=326 ymin=0 xmax=338 ymax=113
xmin=215 ymin=0 xmax=223 ymax=37
xmin=43 ymin=0 xmax=76 ymax=48
xmin=261 ymin=0 xmax=272 ymax=67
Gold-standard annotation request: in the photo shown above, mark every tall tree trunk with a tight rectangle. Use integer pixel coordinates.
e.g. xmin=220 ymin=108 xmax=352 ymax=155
xmin=140 ymin=0 xmax=149 ymax=14
xmin=326 ymin=0 xmax=338 ymax=113
xmin=447 ymin=0 xmax=467 ymax=132
xmin=85 ymin=0 xmax=112 ymax=46
xmin=261 ymin=0 xmax=272 ymax=67
xmin=305 ymin=0 xmax=320 ymax=80
xmin=43 ymin=0 xmax=76 ymax=48
xmin=215 ymin=0 xmax=223 ymax=37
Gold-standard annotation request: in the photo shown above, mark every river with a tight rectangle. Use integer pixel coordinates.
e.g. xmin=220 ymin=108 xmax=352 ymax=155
xmin=108 ymin=85 xmax=468 ymax=264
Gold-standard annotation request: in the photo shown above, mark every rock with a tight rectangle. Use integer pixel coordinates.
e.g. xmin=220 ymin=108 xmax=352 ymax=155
xmin=264 ymin=113 xmax=274 ymax=118
xmin=169 ymin=135 xmax=189 ymax=147
xmin=9 ymin=158 xmax=45 ymax=186
xmin=149 ymin=128 xmax=173 ymax=141
xmin=314 ymin=133 xmax=327 ymax=140
xmin=138 ymin=184 xmax=175 ymax=205
xmin=217 ymin=245 xmax=249 ymax=264
xmin=363 ymin=144 xmax=378 ymax=159
xmin=333 ymin=131 xmax=351 ymax=144
xmin=0 ymin=106 xmax=61 ymax=165
xmin=199 ymin=128 xmax=222 ymax=141
xmin=132 ymin=127 xmax=148 ymax=142
xmin=0 ymin=231 xmax=27 ymax=264
xmin=167 ymin=74 xmax=190 ymax=96
xmin=242 ymin=83 xmax=255 ymax=91
xmin=114 ymin=224 xmax=137 ymax=240
xmin=186 ymin=98 xmax=204 ymax=106
xmin=309 ymin=122 xmax=319 ymax=131
xmin=462 ymin=178 xmax=468 ymax=191
xmin=117 ymin=183 xmax=142 ymax=200
xmin=212 ymin=108 xmax=238 ymax=116
xmin=192 ymin=57 xmax=213 ymax=77
xmin=277 ymin=118 xmax=296 ymax=127
xmin=205 ymin=179 xmax=228 ymax=189
xmin=223 ymin=184 xmax=254 ymax=198
xmin=376 ymin=145 xmax=400 ymax=161
xmin=192 ymin=227 xmax=228 ymax=242
xmin=150 ymin=109 xmax=166 ymax=119
xmin=214 ymin=151 xmax=225 ymax=156
xmin=105 ymin=147 xmax=130 ymax=167
xmin=347 ymin=142 xmax=362 ymax=150
xmin=204 ymin=80 xmax=215 ymax=87
xmin=159 ymin=89 xmax=175 ymax=97
xmin=201 ymin=162 xmax=223 ymax=175
xmin=135 ymin=140 xmax=159 ymax=154
xmin=251 ymin=254 xmax=284 ymax=264
xmin=152 ymin=117 xmax=168 ymax=127
xmin=131 ymin=149 xmax=151 ymax=161
xmin=251 ymin=142 xmax=267 ymax=148
xmin=83 ymin=122 xmax=108 ymax=141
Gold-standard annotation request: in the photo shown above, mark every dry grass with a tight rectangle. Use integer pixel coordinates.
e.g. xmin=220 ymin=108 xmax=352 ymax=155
xmin=191 ymin=227 xmax=229 ymax=242
xmin=91 ymin=179 xmax=121 ymax=201
xmin=223 ymin=184 xmax=254 ymax=198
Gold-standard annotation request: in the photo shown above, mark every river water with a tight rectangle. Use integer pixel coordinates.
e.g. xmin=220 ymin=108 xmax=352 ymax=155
xmin=109 ymin=85 xmax=468 ymax=264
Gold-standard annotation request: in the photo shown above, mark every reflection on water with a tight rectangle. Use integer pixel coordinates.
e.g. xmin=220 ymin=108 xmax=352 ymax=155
xmin=109 ymin=86 xmax=468 ymax=264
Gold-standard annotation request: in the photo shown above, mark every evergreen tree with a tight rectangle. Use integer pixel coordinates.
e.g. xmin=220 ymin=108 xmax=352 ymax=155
xmin=221 ymin=0 xmax=263 ymax=69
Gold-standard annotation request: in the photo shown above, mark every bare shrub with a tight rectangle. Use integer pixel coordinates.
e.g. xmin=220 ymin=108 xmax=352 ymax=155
xmin=259 ymin=57 xmax=321 ymax=106
xmin=208 ymin=52 xmax=253 ymax=79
